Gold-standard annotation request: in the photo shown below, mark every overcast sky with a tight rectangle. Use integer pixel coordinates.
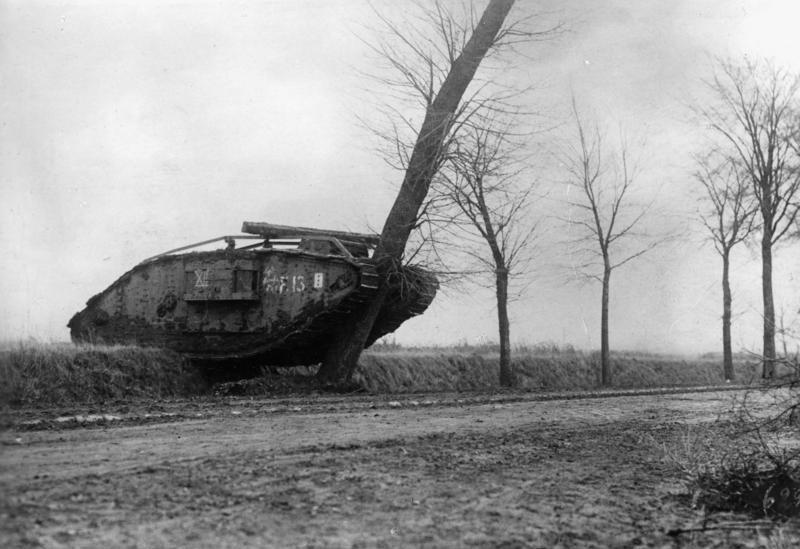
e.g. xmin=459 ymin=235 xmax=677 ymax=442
xmin=2 ymin=0 xmax=799 ymax=354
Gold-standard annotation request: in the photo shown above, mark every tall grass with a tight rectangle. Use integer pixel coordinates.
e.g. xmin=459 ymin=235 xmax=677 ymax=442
xmin=355 ymin=346 xmax=762 ymax=393
xmin=0 ymin=340 xmax=763 ymax=407
xmin=0 ymin=341 xmax=206 ymax=407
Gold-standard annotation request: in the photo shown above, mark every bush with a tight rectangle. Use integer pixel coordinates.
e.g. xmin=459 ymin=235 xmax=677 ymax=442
xmin=668 ymin=347 xmax=800 ymax=521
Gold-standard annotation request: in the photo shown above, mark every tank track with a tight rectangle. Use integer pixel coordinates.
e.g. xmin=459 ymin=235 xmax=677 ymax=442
xmin=203 ymin=261 xmax=436 ymax=367
xmin=261 ymin=261 xmax=381 ymax=361
xmin=296 ymin=261 xmax=437 ymax=350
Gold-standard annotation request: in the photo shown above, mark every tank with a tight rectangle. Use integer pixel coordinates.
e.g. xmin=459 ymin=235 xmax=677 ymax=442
xmin=68 ymin=221 xmax=437 ymax=366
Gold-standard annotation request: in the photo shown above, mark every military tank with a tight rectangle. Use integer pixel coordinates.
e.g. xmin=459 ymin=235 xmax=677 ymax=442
xmin=68 ymin=221 xmax=437 ymax=366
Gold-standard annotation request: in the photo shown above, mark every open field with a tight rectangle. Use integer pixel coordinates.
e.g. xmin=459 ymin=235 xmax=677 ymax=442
xmin=2 ymin=389 xmax=799 ymax=548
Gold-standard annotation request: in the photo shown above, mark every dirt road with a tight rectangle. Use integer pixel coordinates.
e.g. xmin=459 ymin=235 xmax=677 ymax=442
xmin=0 ymin=390 xmax=792 ymax=548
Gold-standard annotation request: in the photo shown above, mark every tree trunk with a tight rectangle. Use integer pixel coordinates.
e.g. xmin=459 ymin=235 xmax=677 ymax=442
xmin=317 ymin=284 xmax=391 ymax=385
xmin=496 ymin=267 xmax=514 ymax=387
xmin=600 ymin=261 xmax=611 ymax=387
xmin=317 ymin=0 xmax=517 ymax=384
xmin=761 ymin=230 xmax=776 ymax=378
xmin=721 ymin=248 xmax=734 ymax=381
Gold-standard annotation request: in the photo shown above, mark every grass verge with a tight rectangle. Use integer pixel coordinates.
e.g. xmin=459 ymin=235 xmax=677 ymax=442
xmin=1 ymin=341 xmax=762 ymax=406
xmin=354 ymin=348 xmax=762 ymax=393
xmin=0 ymin=341 xmax=206 ymax=407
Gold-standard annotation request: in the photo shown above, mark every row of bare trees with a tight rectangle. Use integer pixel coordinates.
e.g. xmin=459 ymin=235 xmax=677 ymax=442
xmin=315 ymin=1 xmax=800 ymax=388
xmin=697 ymin=59 xmax=800 ymax=380
xmin=426 ymin=97 xmax=659 ymax=389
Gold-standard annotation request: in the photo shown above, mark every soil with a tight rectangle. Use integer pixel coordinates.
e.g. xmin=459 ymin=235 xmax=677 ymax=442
xmin=1 ymin=389 xmax=798 ymax=548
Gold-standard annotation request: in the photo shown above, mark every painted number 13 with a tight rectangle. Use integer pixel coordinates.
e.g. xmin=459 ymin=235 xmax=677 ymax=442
xmin=291 ymin=275 xmax=305 ymax=292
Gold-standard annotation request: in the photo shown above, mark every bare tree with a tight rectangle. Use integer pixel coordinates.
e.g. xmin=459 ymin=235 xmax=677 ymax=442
xmin=700 ymin=58 xmax=800 ymax=378
xmin=790 ymin=112 xmax=800 ymax=240
xmin=560 ymin=100 xmax=657 ymax=386
xmin=432 ymin=120 xmax=539 ymax=387
xmin=695 ymin=153 xmax=757 ymax=381
xmin=316 ymin=0 xmax=521 ymax=384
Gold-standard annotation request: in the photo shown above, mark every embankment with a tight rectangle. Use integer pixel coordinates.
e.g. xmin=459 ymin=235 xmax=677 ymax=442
xmin=0 ymin=341 xmax=761 ymax=407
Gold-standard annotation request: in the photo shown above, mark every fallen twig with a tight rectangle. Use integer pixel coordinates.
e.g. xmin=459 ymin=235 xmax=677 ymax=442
xmin=667 ymin=519 xmax=775 ymax=537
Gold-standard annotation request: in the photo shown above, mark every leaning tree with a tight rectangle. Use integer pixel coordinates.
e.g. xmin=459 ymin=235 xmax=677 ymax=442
xmin=317 ymin=0 xmax=559 ymax=384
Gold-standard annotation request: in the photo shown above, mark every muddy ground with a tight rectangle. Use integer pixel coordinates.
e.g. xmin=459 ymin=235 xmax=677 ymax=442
xmin=1 ymin=389 xmax=798 ymax=548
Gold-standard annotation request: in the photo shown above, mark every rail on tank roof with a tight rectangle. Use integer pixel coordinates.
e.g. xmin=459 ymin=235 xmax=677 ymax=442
xmin=138 ymin=222 xmax=380 ymax=265
xmin=241 ymin=221 xmax=380 ymax=246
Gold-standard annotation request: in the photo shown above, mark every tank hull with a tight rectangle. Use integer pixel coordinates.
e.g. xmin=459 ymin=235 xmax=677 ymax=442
xmin=68 ymin=248 xmax=436 ymax=365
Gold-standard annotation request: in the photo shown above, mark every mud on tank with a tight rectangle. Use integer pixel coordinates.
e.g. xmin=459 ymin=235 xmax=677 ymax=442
xmin=68 ymin=222 xmax=438 ymax=368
